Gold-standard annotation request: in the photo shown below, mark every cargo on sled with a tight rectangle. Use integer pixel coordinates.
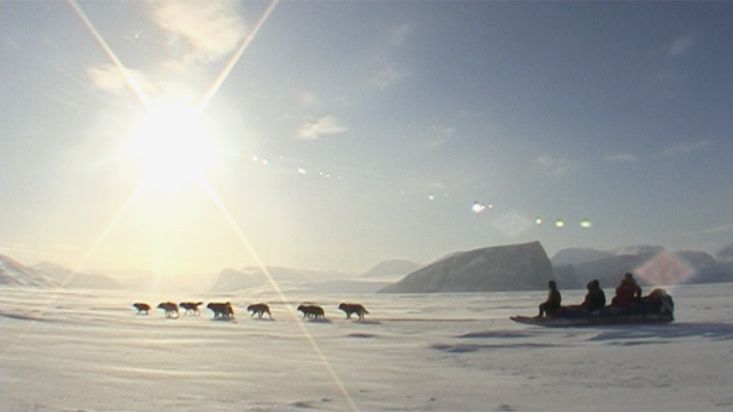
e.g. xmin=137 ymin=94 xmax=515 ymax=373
xmin=511 ymin=288 xmax=674 ymax=327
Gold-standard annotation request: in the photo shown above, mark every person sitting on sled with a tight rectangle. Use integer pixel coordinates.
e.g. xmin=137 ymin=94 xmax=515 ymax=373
xmin=580 ymin=279 xmax=606 ymax=313
xmin=611 ymin=272 xmax=642 ymax=307
xmin=537 ymin=280 xmax=562 ymax=317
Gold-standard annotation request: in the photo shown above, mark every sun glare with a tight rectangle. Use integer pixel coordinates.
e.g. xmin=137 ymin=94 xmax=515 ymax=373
xmin=126 ymin=102 xmax=217 ymax=190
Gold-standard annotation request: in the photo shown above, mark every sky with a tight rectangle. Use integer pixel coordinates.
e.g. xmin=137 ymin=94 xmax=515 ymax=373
xmin=1 ymin=1 xmax=732 ymax=282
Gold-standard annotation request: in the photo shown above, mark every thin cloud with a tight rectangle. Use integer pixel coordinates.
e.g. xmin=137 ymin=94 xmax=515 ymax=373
xmin=493 ymin=212 xmax=532 ymax=238
xmin=429 ymin=181 xmax=448 ymax=191
xmin=426 ymin=125 xmax=455 ymax=148
xmin=296 ymin=91 xmax=316 ymax=107
xmin=388 ymin=24 xmax=412 ymax=47
xmin=371 ymin=63 xmax=407 ymax=89
xmin=655 ymin=66 xmax=686 ymax=84
xmin=665 ymin=35 xmax=694 ymax=58
xmin=151 ymin=0 xmax=246 ymax=64
xmin=87 ymin=64 xmax=156 ymax=96
xmin=370 ymin=24 xmax=412 ymax=89
xmin=533 ymin=154 xmax=575 ymax=176
xmin=658 ymin=139 xmax=712 ymax=157
xmin=700 ymin=222 xmax=733 ymax=235
xmin=297 ymin=115 xmax=348 ymax=140
xmin=3 ymin=36 xmax=22 ymax=51
xmin=604 ymin=153 xmax=638 ymax=163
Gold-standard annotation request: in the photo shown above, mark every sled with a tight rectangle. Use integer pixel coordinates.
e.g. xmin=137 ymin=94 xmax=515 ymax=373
xmin=510 ymin=313 xmax=674 ymax=327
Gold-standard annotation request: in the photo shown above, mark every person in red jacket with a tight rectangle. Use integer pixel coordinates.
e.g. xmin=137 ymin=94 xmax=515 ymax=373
xmin=611 ymin=272 xmax=642 ymax=307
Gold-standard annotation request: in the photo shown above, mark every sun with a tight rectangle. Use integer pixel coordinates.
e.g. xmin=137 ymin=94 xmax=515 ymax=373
xmin=126 ymin=102 xmax=217 ymax=190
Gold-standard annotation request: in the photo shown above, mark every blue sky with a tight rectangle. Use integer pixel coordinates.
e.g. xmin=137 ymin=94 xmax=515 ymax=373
xmin=1 ymin=1 xmax=731 ymax=279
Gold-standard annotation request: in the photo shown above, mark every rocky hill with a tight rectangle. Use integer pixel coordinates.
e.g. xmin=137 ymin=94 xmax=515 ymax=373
xmin=33 ymin=262 xmax=124 ymax=289
xmin=379 ymin=241 xmax=554 ymax=293
xmin=0 ymin=254 xmax=58 ymax=287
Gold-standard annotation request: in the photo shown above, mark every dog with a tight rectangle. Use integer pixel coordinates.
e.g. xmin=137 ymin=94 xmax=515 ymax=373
xmin=157 ymin=302 xmax=179 ymax=318
xmin=338 ymin=303 xmax=369 ymax=320
xmin=132 ymin=302 xmax=151 ymax=315
xmin=247 ymin=303 xmax=271 ymax=319
xmin=207 ymin=302 xmax=234 ymax=318
xmin=179 ymin=301 xmax=203 ymax=316
xmin=297 ymin=304 xmax=325 ymax=319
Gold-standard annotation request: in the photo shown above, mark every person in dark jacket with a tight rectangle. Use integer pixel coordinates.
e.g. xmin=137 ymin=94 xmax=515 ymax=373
xmin=537 ymin=280 xmax=562 ymax=317
xmin=611 ymin=272 xmax=642 ymax=307
xmin=580 ymin=279 xmax=606 ymax=313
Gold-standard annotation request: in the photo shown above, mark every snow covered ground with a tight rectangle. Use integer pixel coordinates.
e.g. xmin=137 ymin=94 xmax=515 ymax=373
xmin=2 ymin=284 xmax=733 ymax=411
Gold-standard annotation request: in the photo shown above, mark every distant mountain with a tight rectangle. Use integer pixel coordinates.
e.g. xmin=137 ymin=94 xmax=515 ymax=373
xmin=33 ymin=262 xmax=124 ymax=289
xmin=362 ymin=259 xmax=422 ymax=277
xmin=0 ymin=254 xmax=58 ymax=287
xmin=209 ymin=266 xmax=355 ymax=292
xmin=613 ymin=245 xmax=665 ymax=256
xmin=292 ymin=279 xmax=392 ymax=294
xmin=209 ymin=268 xmax=262 ymax=292
xmin=631 ymin=250 xmax=732 ymax=286
xmin=553 ymin=247 xmax=733 ymax=289
xmin=558 ymin=253 xmax=655 ymax=288
xmin=379 ymin=241 xmax=554 ymax=293
xmin=551 ymin=248 xmax=615 ymax=267
xmin=721 ymin=261 xmax=733 ymax=278
xmin=716 ymin=243 xmax=733 ymax=261
xmin=552 ymin=264 xmax=579 ymax=287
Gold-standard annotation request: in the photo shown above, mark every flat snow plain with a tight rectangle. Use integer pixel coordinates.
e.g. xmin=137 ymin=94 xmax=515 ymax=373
xmin=2 ymin=284 xmax=733 ymax=411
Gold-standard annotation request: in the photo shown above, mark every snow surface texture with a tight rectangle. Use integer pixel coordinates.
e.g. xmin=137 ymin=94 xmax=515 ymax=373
xmin=2 ymin=284 xmax=733 ymax=411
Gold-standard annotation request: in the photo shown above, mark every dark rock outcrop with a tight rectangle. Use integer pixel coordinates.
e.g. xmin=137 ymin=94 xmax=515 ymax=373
xmin=379 ymin=241 xmax=554 ymax=293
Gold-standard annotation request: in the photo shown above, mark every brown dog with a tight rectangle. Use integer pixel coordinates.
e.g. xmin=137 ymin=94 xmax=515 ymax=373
xmin=338 ymin=303 xmax=369 ymax=320
xmin=247 ymin=303 xmax=271 ymax=319
xmin=297 ymin=304 xmax=325 ymax=319
xmin=207 ymin=302 xmax=234 ymax=319
xmin=157 ymin=302 xmax=179 ymax=318
xmin=179 ymin=301 xmax=203 ymax=316
xmin=133 ymin=302 xmax=151 ymax=315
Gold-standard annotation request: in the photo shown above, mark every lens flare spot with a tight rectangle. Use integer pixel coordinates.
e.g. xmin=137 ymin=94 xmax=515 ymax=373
xmin=297 ymin=168 xmax=307 ymax=175
xmin=428 ymin=195 xmax=435 ymax=201
xmin=554 ymin=219 xmax=565 ymax=228
xmin=261 ymin=159 xmax=269 ymax=166
xmin=580 ymin=219 xmax=593 ymax=228
xmin=472 ymin=202 xmax=486 ymax=214
xmin=535 ymin=217 xmax=543 ymax=225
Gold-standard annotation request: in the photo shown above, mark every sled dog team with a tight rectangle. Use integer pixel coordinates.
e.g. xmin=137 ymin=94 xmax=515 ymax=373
xmin=132 ymin=301 xmax=369 ymax=320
